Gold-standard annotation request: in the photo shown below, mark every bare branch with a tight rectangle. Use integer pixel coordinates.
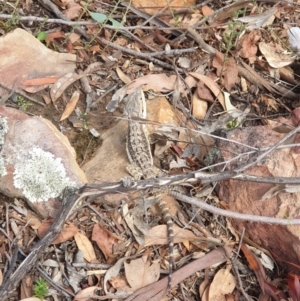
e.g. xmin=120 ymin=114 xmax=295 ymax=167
xmin=169 ymin=191 xmax=300 ymax=225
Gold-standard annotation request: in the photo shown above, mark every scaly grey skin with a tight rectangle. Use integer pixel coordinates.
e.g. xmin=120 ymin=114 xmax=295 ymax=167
xmin=124 ymin=88 xmax=160 ymax=179
xmin=124 ymin=88 xmax=174 ymax=292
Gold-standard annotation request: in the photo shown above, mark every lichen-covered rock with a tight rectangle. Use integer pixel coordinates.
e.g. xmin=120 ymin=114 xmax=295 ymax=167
xmin=0 ymin=106 xmax=87 ymax=218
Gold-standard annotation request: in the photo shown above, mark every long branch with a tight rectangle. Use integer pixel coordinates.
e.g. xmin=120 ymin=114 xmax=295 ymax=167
xmin=169 ymin=191 xmax=300 ymax=225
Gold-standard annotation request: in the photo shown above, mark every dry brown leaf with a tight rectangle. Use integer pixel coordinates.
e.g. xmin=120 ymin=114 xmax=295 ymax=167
xmin=131 ymin=0 xmax=195 ymax=15
xmin=140 ymin=34 xmax=156 ymax=47
xmin=181 ymin=13 xmax=202 ymax=27
xmin=84 ymin=62 xmax=103 ymax=74
xmin=263 ymin=281 xmax=286 ymax=300
xmin=192 ymin=90 xmax=208 ymax=119
xmin=92 ymin=223 xmax=123 ymax=260
xmin=288 ymin=274 xmax=300 ymax=301
xmin=126 ymin=74 xmax=182 ymax=94
xmin=212 ymin=51 xmax=238 ymax=91
xmin=51 ymin=0 xmax=66 ymax=8
xmin=121 ymin=248 xmax=233 ymax=301
xmin=9 ymin=211 xmax=25 ymax=223
xmin=45 ymin=30 xmax=65 ymax=42
xmin=144 ymin=224 xmax=199 ymax=246
xmin=51 ymin=62 xmax=102 ymax=102
xmin=73 ymin=286 xmax=99 ymax=301
xmin=108 ymin=74 xmax=184 ymax=112
xmin=259 ymin=42 xmax=295 ymax=68
xmin=124 ymin=253 xmax=160 ymax=290
xmin=184 ymin=74 xmax=198 ymax=88
xmin=116 ymin=67 xmax=132 ymax=84
xmin=237 ymin=29 xmax=261 ymax=59
xmin=60 ymin=90 xmax=80 ymax=121
xmin=279 ymin=66 xmax=296 ymax=85
xmin=189 ymin=72 xmax=225 ymax=109
xmin=202 ymin=285 xmax=210 ymax=301
xmin=38 ymin=220 xmax=79 ymax=244
xmin=20 ymin=275 xmax=33 ymax=299
xmin=41 ymin=92 xmax=52 ymax=105
xmin=260 ymin=95 xmax=278 ymax=112
xmin=202 ymin=5 xmax=214 ymax=16
xmin=69 ymin=32 xmax=81 ymax=44
xmin=241 ymin=243 xmax=266 ymax=293
xmin=51 ymin=73 xmax=84 ymax=102
xmin=64 ymin=0 xmax=82 ymax=20
xmin=22 ymin=77 xmax=58 ymax=86
xmin=208 ymin=266 xmax=236 ymax=301
xmin=214 ymin=0 xmax=253 ymax=22
xmin=197 ymin=80 xmax=214 ymax=102
xmin=50 ymin=62 xmax=102 ymax=102
xmin=89 ymin=45 xmax=101 ymax=53
xmin=26 ymin=211 xmax=41 ymax=230
xmin=177 ymin=57 xmax=191 ymax=68
xmin=237 ymin=8 xmax=277 ymax=30
xmin=103 ymin=258 xmax=128 ymax=295
xmin=114 ymin=37 xmax=128 ymax=46
xmin=199 ymin=271 xmax=210 ymax=298
xmin=109 ymin=275 xmax=129 ymax=290
xmin=74 ymin=232 xmax=97 ymax=262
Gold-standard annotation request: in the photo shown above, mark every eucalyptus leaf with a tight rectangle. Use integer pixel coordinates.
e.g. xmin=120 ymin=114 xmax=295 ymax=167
xmin=89 ymin=12 xmax=123 ymax=28
xmin=89 ymin=12 xmax=107 ymax=23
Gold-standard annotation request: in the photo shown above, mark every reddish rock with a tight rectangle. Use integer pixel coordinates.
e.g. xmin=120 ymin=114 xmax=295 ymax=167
xmin=217 ymin=120 xmax=300 ymax=271
xmin=0 ymin=106 xmax=87 ymax=218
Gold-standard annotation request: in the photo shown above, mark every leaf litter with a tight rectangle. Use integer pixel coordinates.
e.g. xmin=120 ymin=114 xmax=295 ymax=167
xmin=1 ymin=0 xmax=300 ymax=300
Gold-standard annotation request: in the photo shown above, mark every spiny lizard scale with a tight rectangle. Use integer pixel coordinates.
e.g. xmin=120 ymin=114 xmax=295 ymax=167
xmin=124 ymin=88 xmax=161 ymax=180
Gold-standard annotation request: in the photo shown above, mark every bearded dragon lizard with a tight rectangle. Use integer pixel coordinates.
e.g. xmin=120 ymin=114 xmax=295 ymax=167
xmin=124 ymin=87 xmax=174 ymax=292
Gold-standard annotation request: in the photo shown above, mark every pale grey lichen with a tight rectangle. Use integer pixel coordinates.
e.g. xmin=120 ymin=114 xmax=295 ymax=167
xmin=0 ymin=157 xmax=7 ymax=177
xmin=13 ymin=147 xmax=77 ymax=202
xmin=0 ymin=117 xmax=9 ymax=177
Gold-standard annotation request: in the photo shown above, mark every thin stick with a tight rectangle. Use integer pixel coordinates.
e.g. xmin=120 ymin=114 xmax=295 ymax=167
xmin=97 ymin=37 xmax=185 ymax=71
xmin=0 ymin=14 xmax=218 ymax=30
xmin=168 ymin=190 xmax=300 ymax=225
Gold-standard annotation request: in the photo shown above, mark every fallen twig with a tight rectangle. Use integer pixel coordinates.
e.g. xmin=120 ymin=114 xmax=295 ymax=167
xmin=169 ymin=190 xmax=300 ymax=225
xmin=0 ymin=14 xmax=216 ymax=31
xmin=97 ymin=37 xmax=185 ymax=71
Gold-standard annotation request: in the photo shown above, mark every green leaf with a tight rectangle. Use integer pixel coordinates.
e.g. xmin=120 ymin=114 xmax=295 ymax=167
xmin=89 ymin=12 xmax=107 ymax=23
xmin=108 ymin=17 xmax=123 ymax=28
xmin=89 ymin=12 xmax=123 ymax=28
xmin=37 ymin=32 xmax=47 ymax=41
